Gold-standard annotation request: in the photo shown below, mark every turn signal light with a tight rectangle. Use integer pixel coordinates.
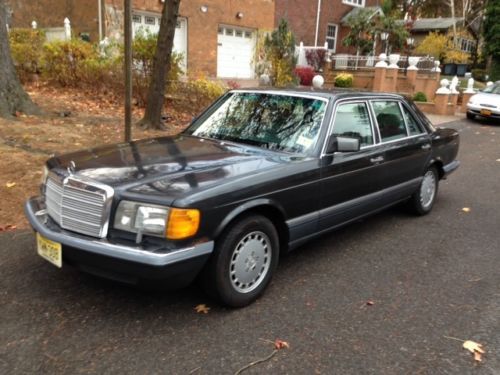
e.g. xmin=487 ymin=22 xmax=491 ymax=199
xmin=166 ymin=208 xmax=200 ymax=239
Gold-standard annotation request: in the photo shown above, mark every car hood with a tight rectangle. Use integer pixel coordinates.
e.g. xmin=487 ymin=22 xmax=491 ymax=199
xmin=470 ymin=92 xmax=500 ymax=108
xmin=47 ymin=135 xmax=297 ymax=203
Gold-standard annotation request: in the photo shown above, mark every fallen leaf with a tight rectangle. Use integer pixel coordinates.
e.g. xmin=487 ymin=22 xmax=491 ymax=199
xmin=274 ymin=339 xmax=290 ymax=350
xmin=463 ymin=340 xmax=485 ymax=354
xmin=366 ymin=300 xmax=375 ymax=306
xmin=194 ymin=304 xmax=210 ymax=314
xmin=496 ymin=159 xmax=500 ymax=162
xmin=6 ymin=182 xmax=16 ymax=188
xmin=462 ymin=207 xmax=471 ymax=213
xmin=463 ymin=340 xmax=485 ymax=362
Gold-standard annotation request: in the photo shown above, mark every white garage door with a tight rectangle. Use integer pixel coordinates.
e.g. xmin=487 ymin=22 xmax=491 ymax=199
xmin=132 ymin=13 xmax=188 ymax=71
xmin=217 ymin=26 xmax=256 ymax=79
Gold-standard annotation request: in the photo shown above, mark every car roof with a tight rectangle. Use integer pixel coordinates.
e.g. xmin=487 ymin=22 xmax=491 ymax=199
xmin=231 ymin=87 xmax=405 ymax=101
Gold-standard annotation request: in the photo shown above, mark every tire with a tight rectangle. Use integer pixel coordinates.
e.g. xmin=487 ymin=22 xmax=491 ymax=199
xmin=201 ymin=215 xmax=279 ymax=307
xmin=466 ymin=112 xmax=475 ymax=120
xmin=410 ymin=166 xmax=439 ymax=215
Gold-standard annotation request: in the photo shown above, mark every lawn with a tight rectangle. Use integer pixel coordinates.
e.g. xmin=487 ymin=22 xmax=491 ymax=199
xmin=0 ymin=84 xmax=191 ymax=231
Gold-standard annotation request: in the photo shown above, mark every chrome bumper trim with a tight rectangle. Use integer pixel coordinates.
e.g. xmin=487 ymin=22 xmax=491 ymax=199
xmin=443 ymin=160 xmax=460 ymax=177
xmin=25 ymin=197 xmax=213 ymax=267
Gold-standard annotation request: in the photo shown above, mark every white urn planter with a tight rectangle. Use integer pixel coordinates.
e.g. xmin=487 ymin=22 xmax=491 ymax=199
xmin=408 ymin=56 xmax=420 ymax=70
xmin=388 ymin=54 xmax=400 ymax=68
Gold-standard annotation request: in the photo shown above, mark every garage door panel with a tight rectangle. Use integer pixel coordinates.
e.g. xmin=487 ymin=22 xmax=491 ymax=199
xmin=217 ymin=26 xmax=256 ymax=79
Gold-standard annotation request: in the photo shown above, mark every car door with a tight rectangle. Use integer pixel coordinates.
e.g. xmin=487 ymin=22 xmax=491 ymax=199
xmin=318 ymin=100 xmax=386 ymax=231
xmin=370 ymin=99 xmax=432 ymax=201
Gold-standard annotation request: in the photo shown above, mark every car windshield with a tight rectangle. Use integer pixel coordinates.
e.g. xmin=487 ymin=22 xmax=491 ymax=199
xmin=184 ymin=92 xmax=328 ymax=154
xmin=482 ymin=83 xmax=500 ymax=94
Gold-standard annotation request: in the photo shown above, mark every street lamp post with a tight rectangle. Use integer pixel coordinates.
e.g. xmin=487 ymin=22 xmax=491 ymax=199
xmin=405 ymin=36 xmax=415 ymax=75
xmin=380 ymin=32 xmax=389 ymax=55
xmin=124 ymin=0 xmax=132 ymax=142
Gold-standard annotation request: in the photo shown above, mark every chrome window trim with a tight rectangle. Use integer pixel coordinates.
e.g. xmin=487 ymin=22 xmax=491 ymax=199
xmin=231 ymin=89 xmax=330 ymax=103
xmin=369 ymin=99 xmax=410 ymax=143
xmin=321 ymin=98 xmax=377 ymax=156
xmin=400 ymin=102 xmax=426 ymax=135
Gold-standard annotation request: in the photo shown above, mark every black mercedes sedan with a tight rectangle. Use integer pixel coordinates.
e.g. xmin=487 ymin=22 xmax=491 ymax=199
xmin=25 ymin=89 xmax=460 ymax=307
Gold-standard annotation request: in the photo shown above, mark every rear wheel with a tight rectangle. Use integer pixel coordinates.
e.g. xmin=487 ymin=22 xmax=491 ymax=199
xmin=201 ymin=215 xmax=279 ymax=307
xmin=409 ymin=166 xmax=439 ymax=215
xmin=466 ymin=112 xmax=475 ymax=120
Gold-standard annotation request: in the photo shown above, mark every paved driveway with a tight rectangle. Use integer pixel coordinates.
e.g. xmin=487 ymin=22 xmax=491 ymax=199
xmin=1 ymin=118 xmax=499 ymax=374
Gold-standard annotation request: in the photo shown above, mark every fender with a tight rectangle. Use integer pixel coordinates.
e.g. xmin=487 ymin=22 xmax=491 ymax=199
xmin=214 ymin=198 xmax=287 ymax=238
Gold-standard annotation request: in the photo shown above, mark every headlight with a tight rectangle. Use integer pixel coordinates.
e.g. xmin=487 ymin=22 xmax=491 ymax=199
xmin=114 ymin=200 xmax=200 ymax=239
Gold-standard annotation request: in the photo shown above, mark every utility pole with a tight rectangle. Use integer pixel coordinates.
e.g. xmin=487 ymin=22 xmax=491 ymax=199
xmin=124 ymin=0 xmax=132 ymax=142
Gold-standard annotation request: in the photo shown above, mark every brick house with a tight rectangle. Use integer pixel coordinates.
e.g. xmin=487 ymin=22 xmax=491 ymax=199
xmin=275 ymin=0 xmax=381 ymax=54
xmin=6 ymin=0 xmax=275 ymax=79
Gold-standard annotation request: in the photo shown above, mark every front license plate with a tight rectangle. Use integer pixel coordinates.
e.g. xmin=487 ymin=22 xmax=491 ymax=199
xmin=36 ymin=233 xmax=62 ymax=268
xmin=480 ymin=109 xmax=492 ymax=116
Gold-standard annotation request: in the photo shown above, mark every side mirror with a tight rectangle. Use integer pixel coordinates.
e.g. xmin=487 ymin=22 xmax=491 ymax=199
xmin=325 ymin=135 xmax=360 ymax=154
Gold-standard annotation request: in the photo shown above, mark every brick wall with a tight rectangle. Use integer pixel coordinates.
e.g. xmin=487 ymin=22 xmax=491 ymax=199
xmin=275 ymin=0 xmax=380 ymax=53
xmin=7 ymin=0 xmax=99 ymax=40
xmin=106 ymin=0 xmax=275 ymax=76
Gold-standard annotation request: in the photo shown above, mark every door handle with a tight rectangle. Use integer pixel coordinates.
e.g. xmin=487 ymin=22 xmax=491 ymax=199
xmin=421 ymin=144 xmax=431 ymax=150
xmin=370 ymin=156 xmax=384 ymax=163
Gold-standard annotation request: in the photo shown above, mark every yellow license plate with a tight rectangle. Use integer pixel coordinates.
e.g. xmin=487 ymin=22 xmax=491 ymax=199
xmin=480 ymin=109 xmax=492 ymax=116
xmin=36 ymin=233 xmax=62 ymax=268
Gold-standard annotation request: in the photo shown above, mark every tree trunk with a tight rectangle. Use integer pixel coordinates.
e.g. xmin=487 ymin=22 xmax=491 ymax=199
xmin=0 ymin=0 xmax=41 ymax=118
xmin=138 ymin=0 xmax=181 ymax=130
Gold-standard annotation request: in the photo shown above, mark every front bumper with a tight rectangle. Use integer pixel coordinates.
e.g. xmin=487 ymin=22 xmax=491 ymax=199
xmin=442 ymin=160 xmax=460 ymax=178
xmin=466 ymin=104 xmax=500 ymax=119
xmin=25 ymin=197 xmax=213 ymax=285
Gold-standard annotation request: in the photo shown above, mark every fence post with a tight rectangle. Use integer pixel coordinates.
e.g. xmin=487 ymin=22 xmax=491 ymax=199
xmin=373 ymin=53 xmax=388 ymax=92
xmin=406 ymin=56 xmax=419 ymax=96
xmin=434 ymin=79 xmax=451 ymax=115
xmin=64 ymin=17 xmax=71 ymax=40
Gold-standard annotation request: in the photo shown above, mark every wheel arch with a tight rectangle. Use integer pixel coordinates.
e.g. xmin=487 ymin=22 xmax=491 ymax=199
xmin=429 ymin=159 xmax=445 ymax=179
xmin=214 ymin=199 xmax=290 ymax=253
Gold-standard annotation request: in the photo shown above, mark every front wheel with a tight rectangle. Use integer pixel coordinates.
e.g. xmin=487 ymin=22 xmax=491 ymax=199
xmin=409 ymin=166 xmax=439 ymax=215
xmin=201 ymin=215 xmax=279 ymax=307
xmin=466 ymin=112 xmax=475 ymax=120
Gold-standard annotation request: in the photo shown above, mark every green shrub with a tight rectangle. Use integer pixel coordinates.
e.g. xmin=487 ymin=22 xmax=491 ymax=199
xmin=42 ymin=39 xmax=99 ymax=86
xmin=471 ymin=68 xmax=487 ymax=82
xmin=334 ymin=73 xmax=353 ymax=88
xmin=8 ymin=28 xmax=46 ymax=81
xmin=169 ymin=78 xmax=227 ymax=114
xmin=264 ymin=20 xmax=298 ymax=87
xmin=127 ymin=30 xmax=184 ymax=106
xmin=413 ymin=91 xmax=427 ymax=102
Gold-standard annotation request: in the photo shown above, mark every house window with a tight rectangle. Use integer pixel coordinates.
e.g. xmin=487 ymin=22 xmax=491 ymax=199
xmin=342 ymin=0 xmax=365 ymax=7
xmin=326 ymin=24 xmax=338 ymax=52
xmin=455 ymin=37 xmax=476 ymax=53
xmin=145 ymin=16 xmax=156 ymax=25
xmin=132 ymin=15 xmax=142 ymax=23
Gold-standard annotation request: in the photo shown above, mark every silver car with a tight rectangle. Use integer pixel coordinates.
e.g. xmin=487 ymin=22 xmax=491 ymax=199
xmin=467 ymin=81 xmax=500 ymax=120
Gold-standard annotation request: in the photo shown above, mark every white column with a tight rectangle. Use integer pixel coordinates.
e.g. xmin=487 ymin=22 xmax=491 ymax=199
xmin=64 ymin=18 xmax=71 ymax=40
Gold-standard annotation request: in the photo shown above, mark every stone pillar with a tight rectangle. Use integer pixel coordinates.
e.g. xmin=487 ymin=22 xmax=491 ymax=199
xmin=386 ymin=54 xmax=400 ymax=93
xmin=434 ymin=94 xmax=450 ymax=115
xmin=373 ymin=54 xmax=388 ymax=92
xmin=407 ymin=69 xmax=417 ymax=95
xmin=434 ymin=79 xmax=451 ymax=115
xmin=461 ymin=92 xmax=475 ymax=113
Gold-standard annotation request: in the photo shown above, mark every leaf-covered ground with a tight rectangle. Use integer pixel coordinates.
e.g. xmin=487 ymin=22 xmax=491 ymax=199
xmin=0 ymin=84 xmax=191 ymax=230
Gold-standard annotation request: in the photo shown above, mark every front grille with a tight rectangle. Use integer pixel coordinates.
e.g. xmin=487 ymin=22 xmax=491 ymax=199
xmin=45 ymin=175 xmax=114 ymax=238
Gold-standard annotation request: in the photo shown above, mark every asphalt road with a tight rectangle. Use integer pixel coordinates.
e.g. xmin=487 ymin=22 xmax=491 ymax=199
xmin=1 ymin=118 xmax=499 ymax=374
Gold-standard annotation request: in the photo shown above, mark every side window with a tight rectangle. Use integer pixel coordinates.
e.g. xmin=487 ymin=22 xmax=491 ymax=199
xmin=332 ymin=102 xmax=373 ymax=147
xmin=401 ymin=105 xmax=424 ymax=135
xmin=372 ymin=101 xmax=408 ymax=142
